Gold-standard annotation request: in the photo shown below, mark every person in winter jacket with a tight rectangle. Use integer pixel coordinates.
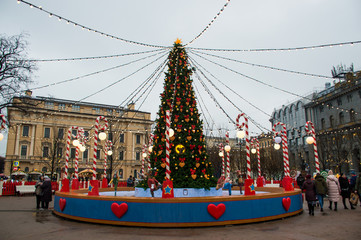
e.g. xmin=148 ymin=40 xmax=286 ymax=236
xmin=40 ymin=176 xmax=52 ymax=209
xmin=302 ymin=174 xmax=317 ymax=215
xmin=349 ymin=171 xmax=357 ymax=192
xmin=326 ymin=170 xmax=341 ymax=211
xmin=355 ymin=173 xmax=361 ymax=207
xmin=314 ymin=173 xmax=327 ymax=212
xmin=35 ymin=175 xmax=44 ymax=209
xmin=339 ymin=173 xmax=355 ymax=210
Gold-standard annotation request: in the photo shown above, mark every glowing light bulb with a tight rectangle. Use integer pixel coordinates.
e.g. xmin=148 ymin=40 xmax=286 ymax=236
xmin=274 ymin=136 xmax=282 ymax=144
xmin=72 ymin=139 xmax=80 ymax=147
xmin=80 ymin=145 xmax=86 ymax=152
xmin=251 ymin=148 xmax=257 ymax=154
xmin=99 ymin=132 xmax=106 ymax=140
xmin=274 ymin=143 xmax=281 ymax=150
xmin=306 ymin=136 xmax=315 ymax=144
xmin=236 ymin=130 xmax=245 ymax=139
xmin=142 ymin=152 xmax=147 ymax=158
xmin=107 ymin=150 xmax=113 ymax=156
xmin=168 ymin=128 xmax=174 ymax=137
xmin=148 ymin=146 xmax=153 ymax=153
xmin=224 ymin=145 xmax=231 ymax=152
xmin=219 ymin=152 xmax=224 ymax=157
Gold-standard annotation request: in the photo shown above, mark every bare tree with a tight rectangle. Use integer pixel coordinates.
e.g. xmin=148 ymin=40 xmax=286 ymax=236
xmin=0 ymin=34 xmax=37 ymax=110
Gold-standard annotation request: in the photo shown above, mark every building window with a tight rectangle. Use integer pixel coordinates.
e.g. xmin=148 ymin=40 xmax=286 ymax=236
xmin=330 ymin=116 xmax=334 ymax=128
xmin=347 ymin=94 xmax=353 ymax=102
xmin=72 ymin=105 xmax=80 ymax=112
xmin=44 ymin=127 xmax=50 ymax=138
xmin=22 ymin=125 xmax=29 ymax=137
xmin=119 ymin=133 xmax=124 ymax=143
xmin=58 ymin=103 xmax=66 ymax=110
xmin=350 ymin=109 xmax=356 ymax=122
xmin=57 ymin=147 xmax=63 ymax=158
xmin=337 ymin=98 xmax=342 ymax=106
xmin=339 ymin=112 xmax=344 ymax=124
xmin=45 ymin=101 xmax=54 ymax=109
xmin=321 ymin=118 xmax=326 ymax=129
xmin=97 ymin=150 xmax=100 ymax=159
xmin=106 ymin=109 xmax=113 ymax=115
xmin=58 ymin=128 xmax=64 ymax=139
xmin=134 ymin=170 xmax=138 ymax=178
xmin=319 ymin=106 xmax=324 ymax=113
xmin=21 ymin=145 xmax=27 ymax=158
xmin=72 ymin=129 xmax=77 ymax=139
xmin=136 ymin=151 xmax=141 ymax=160
xmin=108 ymin=132 xmax=113 ymax=141
xmin=84 ymin=131 xmax=89 ymax=138
xmin=24 ymin=167 xmax=29 ymax=173
xmin=136 ymin=134 xmax=141 ymax=144
xmin=119 ymin=151 xmax=124 ymax=160
xmin=93 ymin=107 xmax=100 ymax=113
xmin=70 ymin=148 xmax=76 ymax=158
xmin=43 ymin=146 xmax=49 ymax=157
xmin=119 ymin=169 xmax=123 ymax=178
xmin=83 ymin=149 xmax=88 ymax=162
xmin=327 ymin=102 xmax=333 ymax=110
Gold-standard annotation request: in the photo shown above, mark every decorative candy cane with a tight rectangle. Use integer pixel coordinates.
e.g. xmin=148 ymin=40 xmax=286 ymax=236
xmin=104 ymin=140 xmax=113 ymax=176
xmin=219 ymin=143 xmax=225 ymax=177
xmin=65 ymin=126 xmax=84 ymax=179
xmin=272 ymin=122 xmax=289 ymax=177
xmin=236 ymin=113 xmax=251 ymax=179
xmin=0 ymin=114 xmax=6 ymax=130
xmin=225 ymin=131 xmax=230 ymax=178
xmin=165 ymin=110 xmax=171 ymax=180
xmin=141 ymin=144 xmax=147 ymax=174
xmin=93 ymin=116 xmax=108 ymax=180
xmin=305 ymin=121 xmax=319 ymax=173
xmin=251 ymin=138 xmax=261 ymax=177
xmin=147 ymin=133 xmax=154 ymax=172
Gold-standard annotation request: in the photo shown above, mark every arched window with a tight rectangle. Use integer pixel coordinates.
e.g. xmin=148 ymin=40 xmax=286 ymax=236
xmin=321 ymin=118 xmax=326 ymax=129
xmin=339 ymin=112 xmax=344 ymax=124
xmin=350 ymin=109 xmax=356 ymax=122
xmin=330 ymin=116 xmax=334 ymax=128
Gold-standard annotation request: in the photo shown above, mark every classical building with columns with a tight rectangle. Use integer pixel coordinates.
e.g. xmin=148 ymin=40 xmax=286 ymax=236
xmin=4 ymin=90 xmax=153 ymax=180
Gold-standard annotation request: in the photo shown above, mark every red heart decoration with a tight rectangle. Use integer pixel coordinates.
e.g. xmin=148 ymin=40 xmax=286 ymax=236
xmin=111 ymin=203 xmax=128 ymax=218
xmin=59 ymin=198 xmax=66 ymax=212
xmin=282 ymin=197 xmax=291 ymax=211
xmin=207 ymin=203 xmax=226 ymax=220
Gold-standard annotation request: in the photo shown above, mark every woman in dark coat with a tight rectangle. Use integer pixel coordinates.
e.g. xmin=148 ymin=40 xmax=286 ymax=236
xmin=339 ymin=173 xmax=355 ymax=210
xmin=314 ymin=173 xmax=327 ymax=212
xmin=40 ymin=176 xmax=52 ymax=209
xmin=35 ymin=175 xmax=44 ymax=209
xmin=302 ymin=174 xmax=317 ymax=215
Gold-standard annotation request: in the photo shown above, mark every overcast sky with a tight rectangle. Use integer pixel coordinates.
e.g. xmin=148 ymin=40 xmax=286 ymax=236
xmin=1 ymin=0 xmax=361 ymax=155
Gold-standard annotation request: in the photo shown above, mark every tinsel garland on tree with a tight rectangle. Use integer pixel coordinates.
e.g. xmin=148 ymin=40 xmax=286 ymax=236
xmin=137 ymin=39 xmax=217 ymax=189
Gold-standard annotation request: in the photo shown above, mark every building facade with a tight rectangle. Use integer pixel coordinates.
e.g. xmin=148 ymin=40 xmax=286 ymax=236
xmin=4 ymin=91 xmax=153 ymax=180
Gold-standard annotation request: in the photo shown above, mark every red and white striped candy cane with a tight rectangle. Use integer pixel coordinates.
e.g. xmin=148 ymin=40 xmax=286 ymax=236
xmin=104 ymin=140 xmax=113 ymax=176
xmin=147 ymin=134 xmax=154 ymax=172
xmin=0 ymin=114 xmax=6 ymax=131
xmin=165 ymin=110 xmax=171 ymax=180
xmin=272 ymin=122 xmax=289 ymax=177
xmin=219 ymin=143 xmax=225 ymax=177
xmin=225 ymin=131 xmax=230 ymax=178
xmin=236 ymin=113 xmax=251 ymax=179
xmin=251 ymin=138 xmax=261 ymax=176
xmin=65 ymin=126 xmax=84 ymax=179
xmin=93 ymin=116 xmax=108 ymax=180
xmin=305 ymin=121 xmax=319 ymax=173
xmin=141 ymin=144 xmax=147 ymax=174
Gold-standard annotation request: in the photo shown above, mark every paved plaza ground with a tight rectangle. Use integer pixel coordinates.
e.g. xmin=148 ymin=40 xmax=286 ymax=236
xmin=0 ymin=195 xmax=360 ymax=240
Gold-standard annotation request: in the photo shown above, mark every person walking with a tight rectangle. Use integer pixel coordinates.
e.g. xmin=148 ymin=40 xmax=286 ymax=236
xmin=126 ymin=175 xmax=134 ymax=187
xmin=314 ymin=173 xmax=327 ymax=212
xmin=326 ymin=170 xmax=341 ymax=211
xmin=40 ymin=176 xmax=52 ymax=209
xmin=355 ymin=173 xmax=361 ymax=207
xmin=35 ymin=175 xmax=44 ymax=209
xmin=302 ymin=174 xmax=317 ymax=215
xmin=297 ymin=171 xmax=306 ymax=191
xmin=349 ymin=171 xmax=357 ymax=192
xmin=339 ymin=173 xmax=355 ymax=210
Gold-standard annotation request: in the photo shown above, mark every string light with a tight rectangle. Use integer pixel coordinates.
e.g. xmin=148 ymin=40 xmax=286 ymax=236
xmin=17 ymin=0 xmax=168 ymax=49
xmin=185 ymin=0 xmax=231 ymax=46
xmin=187 ymin=40 xmax=361 ymax=53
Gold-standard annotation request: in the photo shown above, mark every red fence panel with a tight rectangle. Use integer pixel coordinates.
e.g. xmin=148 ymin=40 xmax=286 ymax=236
xmin=2 ymin=182 xmax=16 ymax=196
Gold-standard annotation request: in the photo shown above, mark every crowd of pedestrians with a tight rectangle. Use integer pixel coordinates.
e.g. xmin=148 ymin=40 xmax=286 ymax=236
xmin=298 ymin=170 xmax=360 ymax=216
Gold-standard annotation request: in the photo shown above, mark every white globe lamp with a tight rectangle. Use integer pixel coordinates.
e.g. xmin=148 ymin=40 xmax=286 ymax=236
xmin=80 ymin=145 xmax=86 ymax=152
xmin=274 ymin=143 xmax=281 ymax=150
xmin=107 ymin=150 xmax=113 ymax=156
xmin=251 ymin=148 xmax=257 ymax=154
xmin=274 ymin=136 xmax=282 ymax=144
xmin=236 ymin=130 xmax=245 ymax=139
xmin=219 ymin=151 xmax=224 ymax=157
xmin=306 ymin=136 xmax=315 ymax=144
xmin=224 ymin=145 xmax=231 ymax=152
xmin=142 ymin=152 xmax=147 ymax=158
xmin=148 ymin=146 xmax=153 ymax=153
xmin=72 ymin=139 xmax=80 ymax=147
xmin=99 ymin=132 xmax=107 ymax=140
xmin=168 ymin=128 xmax=175 ymax=137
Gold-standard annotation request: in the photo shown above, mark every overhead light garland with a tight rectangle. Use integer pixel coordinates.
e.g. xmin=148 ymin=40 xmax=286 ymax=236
xmin=185 ymin=0 xmax=231 ymax=46
xmin=17 ymin=0 xmax=168 ymax=49
xmin=187 ymin=40 xmax=361 ymax=52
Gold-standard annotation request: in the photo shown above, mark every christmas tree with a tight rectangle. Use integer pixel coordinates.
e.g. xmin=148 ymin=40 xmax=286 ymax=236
xmin=138 ymin=39 xmax=217 ymax=189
